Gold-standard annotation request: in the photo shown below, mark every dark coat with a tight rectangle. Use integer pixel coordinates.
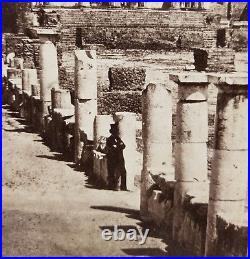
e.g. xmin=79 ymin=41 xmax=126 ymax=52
xmin=106 ymin=135 xmax=126 ymax=163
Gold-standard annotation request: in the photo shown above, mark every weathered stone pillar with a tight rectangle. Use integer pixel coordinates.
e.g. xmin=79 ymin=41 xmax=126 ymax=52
xmin=170 ymin=73 xmax=209 ymax=240
xmin=22 ymin=69 xmax=38 ymax=94
xmin=113 ymin=112 xmax=137 ymax=191
xmin=94 ymin=115 xmax=114 ymax=149
xmin=51 ymin=88 xmax=74 ymax=151
xmin=22 ymin=69 xmax=38 ymax=121
xmin=30 ymin=84 xmax=40 ymax=128
xmin=51 ymin=88 xmax=72 ymax=111
xmin=140 ymin=83 xmax=172 ymax=221
xmin=39 ymin=41 xmax=59 ymax=123
xmin=74 ymin=50 xmax=97 ymax=164
xmin=7 ymin=69 xmax=22 ymax=107
xmin=14 ymin=58 xmax=24 ymax=69
xmin=12 ymin=82 xmax=22 ymax=112
xmin=205 ymin=74 xmax=248 ymax=256
xmin=93 ymin=115 xmax=114 ymax=181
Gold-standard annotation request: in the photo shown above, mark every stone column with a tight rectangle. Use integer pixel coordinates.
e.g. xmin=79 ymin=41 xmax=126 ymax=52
xmin=74 ymin=50 xmax=97 ymax=164
xmin=93 ymin=115 xmax=114 ymax=181
xmin=113 ymin=112 xmax=137 ymax=191
xmin=140 ymin=83 xmax=172 ymax=221
xmin=39 ymin=41 xmax=59 ymax=124
xmin=94 ymin=115 xmax=114 ymax=149
xmin=14 ymin=58 xmax=24 ymax=69
xmin=6 ymin=69 xmax=19 ymax=106
xmin=30 ymin=84 xmax=40 ymax=128
xmin=22 ymin=69 xmax=38 ymax=121
xmin=169 ymin=73 xmax=209 ymax=240
xmin=22 ymin=69 xmax=38 ymax=94
xmin=51 ymin=88 xmax=72 ymax=111
xmin=205 ymin=74 xmax=248 ymax=256
xmin=51 ymin=88 xmax=73 ymax=150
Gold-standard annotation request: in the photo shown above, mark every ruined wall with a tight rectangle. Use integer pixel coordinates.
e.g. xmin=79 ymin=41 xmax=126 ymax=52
xmin=230 ymin=24 xmax=248 ymax=51
xmin=3 ymin=33 xmax=41 ymax=69
xmin=22 ymin=39 xmax=41 ymax=69
xmin=58 ymin=9 xmax=216 ymax=51
xmin=3 ymin=33 xmax=28 ymax=58
xmin=54 ymin=8 xmax=220 ymax=101
xmin=98 ymin=67 xmax=145 ymax=115
xmin=56 ymin=8 xmax=217 ymax=92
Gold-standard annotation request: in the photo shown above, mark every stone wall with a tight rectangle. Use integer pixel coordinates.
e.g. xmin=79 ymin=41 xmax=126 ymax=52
xmin=98 ymin=67 xmax=145 ymax=115
xmin=58 ymin=9 xmax=217 ymax=51
xmin=193 ymin=48 xmax=236 ymax=72
xmin=3 ymin=33 xmax=28 ymax=58
xmin=55 ymin=8 xmax=217 ymax=94
xmin=231 ymin=23 xmax=248 ymax=51
xmin=22 ymin=39 xmax=41 ymax=69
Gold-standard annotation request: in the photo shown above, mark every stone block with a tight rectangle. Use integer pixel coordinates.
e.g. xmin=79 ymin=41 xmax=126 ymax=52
xmin=109 ymin=67 xmax=146 ymax=91
xmin=98 ymin=91 xmax=142 ymax=114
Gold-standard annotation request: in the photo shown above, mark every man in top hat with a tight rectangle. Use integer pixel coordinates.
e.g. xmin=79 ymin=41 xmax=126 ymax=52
xmin=106 ymin=123 xmax=127 ymax=191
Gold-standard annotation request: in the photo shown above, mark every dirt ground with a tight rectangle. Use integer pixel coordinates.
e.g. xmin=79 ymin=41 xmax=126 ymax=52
xmin=2 ymin=105 xmax=172 ymax=256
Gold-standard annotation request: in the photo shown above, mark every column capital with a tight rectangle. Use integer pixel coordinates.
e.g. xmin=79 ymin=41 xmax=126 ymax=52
xmin=169 ymin=72 xmax=209 ymax=101
xmin=169 ymin=72 xmax=209 ymax=84
xmin=208 ymin=73 xmax=248 ymax=87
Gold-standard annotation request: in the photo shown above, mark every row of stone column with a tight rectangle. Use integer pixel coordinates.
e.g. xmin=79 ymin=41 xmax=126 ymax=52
xmin=38 ymin=42 xmax=138 ymax=191
xmin=3 ymin=38 xmax=139 ymax=194
xmin=140 ymin=72 xmax=248 ymax=255
xmin=4 ymin=43 xmax=137 ymax=193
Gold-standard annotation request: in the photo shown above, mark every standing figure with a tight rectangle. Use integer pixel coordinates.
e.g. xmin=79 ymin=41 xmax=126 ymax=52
xmin=106 ymin=123 xmax=127 ymax=191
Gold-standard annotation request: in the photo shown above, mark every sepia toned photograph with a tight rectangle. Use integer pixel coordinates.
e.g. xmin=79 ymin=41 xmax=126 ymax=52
xmin=2 ymin=1 xmax=248 ymax=256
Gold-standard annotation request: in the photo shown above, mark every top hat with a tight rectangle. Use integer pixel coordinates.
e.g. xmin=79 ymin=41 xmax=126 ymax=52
xmin=109 ymin=123 xmax=119 ymax=134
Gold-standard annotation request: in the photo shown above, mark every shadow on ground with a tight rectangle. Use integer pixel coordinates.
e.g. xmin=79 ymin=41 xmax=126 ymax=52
xmin=91 ymin=204 xmax=184 ymax=256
